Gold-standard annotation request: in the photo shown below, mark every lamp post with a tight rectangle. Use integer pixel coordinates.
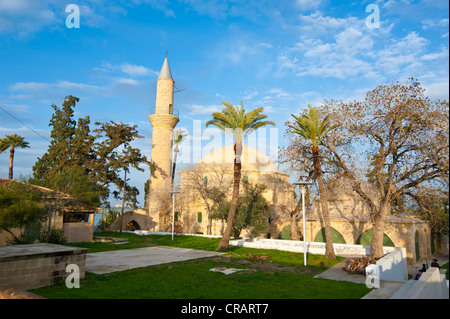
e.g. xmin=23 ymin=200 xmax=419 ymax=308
xmin=293 ymin=181 xmax=313 ymax=266
xmin=169 ymin=190 xmax=180 ymax=241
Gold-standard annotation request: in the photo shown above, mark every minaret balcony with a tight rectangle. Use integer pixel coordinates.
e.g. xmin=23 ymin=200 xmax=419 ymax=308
xmin=149 ymin=107 xmax=179 ymax=118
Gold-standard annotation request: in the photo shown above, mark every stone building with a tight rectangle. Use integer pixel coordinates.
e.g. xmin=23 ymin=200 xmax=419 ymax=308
xmin=177 ymin=144 xmax=296 ymax=238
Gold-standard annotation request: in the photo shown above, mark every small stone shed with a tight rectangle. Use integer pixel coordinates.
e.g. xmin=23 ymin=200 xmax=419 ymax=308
xmin=0 ymin=178 xmax=98 ymax=245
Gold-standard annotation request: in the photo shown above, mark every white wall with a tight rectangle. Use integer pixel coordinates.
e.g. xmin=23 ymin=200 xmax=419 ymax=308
xmin=371 ymin=247 xmax=408 ymax=282
xmin=228 ymin=238 xmax=397 ymax=257
xmin=391 ymin=267 xmax=449 ymax=299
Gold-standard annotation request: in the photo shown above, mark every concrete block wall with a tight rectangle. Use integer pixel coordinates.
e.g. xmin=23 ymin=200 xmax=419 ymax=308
xmin=0 ymin=244 xmax=87 ymax=291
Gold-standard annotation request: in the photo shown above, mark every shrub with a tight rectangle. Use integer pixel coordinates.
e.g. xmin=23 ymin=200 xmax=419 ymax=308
xmin=40 ymin=227 xmax=68 ymax=245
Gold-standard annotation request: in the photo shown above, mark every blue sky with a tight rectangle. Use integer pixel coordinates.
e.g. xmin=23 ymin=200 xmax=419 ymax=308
xmin=0 ymin=0 xmax=448 ymax=206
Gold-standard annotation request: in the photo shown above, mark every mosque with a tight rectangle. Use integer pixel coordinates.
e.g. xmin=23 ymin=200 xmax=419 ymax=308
xmin=110 ymin=55 xmax=440 ymax=264
xmin=110 ymin=54 xmax=296 ymax=239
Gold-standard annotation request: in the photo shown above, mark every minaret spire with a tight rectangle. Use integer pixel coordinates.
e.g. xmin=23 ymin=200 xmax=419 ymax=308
xmin=158 ymin=52 xmax=173 ymax=80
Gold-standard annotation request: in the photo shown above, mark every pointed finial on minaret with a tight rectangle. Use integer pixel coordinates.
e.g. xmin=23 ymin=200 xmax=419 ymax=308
xmin=158 ymin=51 xmax=173 ymax=80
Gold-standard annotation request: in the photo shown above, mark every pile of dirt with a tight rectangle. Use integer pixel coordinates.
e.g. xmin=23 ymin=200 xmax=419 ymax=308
xmin=0 ymin=288 xmax=45 ymax=299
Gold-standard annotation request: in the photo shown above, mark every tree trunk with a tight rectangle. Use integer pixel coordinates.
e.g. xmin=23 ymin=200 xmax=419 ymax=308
xmin=218 ymin=143 xmax=242 ymax=251
xmin=120 ymin=170 xmax=127 ymax=233
xmin=370 ymin=201 xmax=390 ymax=259
xmin=290 ymin=199 xmax=302 ymax=241
xmin=312 ymin=146 xmax=336 ymax=259
xmin=46 ymin=211 xmax=53 ymax=243
xmin=8 ymin=146 xmax=14 ymax=179
xmin=2 ymin=228 xmax=21 ymax=242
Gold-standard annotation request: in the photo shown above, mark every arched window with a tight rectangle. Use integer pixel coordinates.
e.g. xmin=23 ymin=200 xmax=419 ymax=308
xmin=356 ymin=229 xmax=395 ymax=247
xmin=314 ymin=227 xmax=346 ymax=244
xmin=198 ymin=212 xmax=202 ymax=223
xmin=203 ymin=176 xmax=208 ymax=185
xmin=278 ymin=226 xmax=292 ymax=240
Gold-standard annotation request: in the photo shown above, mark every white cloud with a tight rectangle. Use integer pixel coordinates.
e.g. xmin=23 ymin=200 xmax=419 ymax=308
xmin=295 ymin=0 xmax=324 ymax=11
xmin=274 ymin=10 xmax=445 ymax=84
xmin=267 ymin=88 xmax=296 ymax=101
xmin=0 ymin=0 xmax=29 ymax=12
xmin=297 ymin=12 xmax=358 ymax=36
xmin=423 ymin=80 xmax=450 ymax=100
xmin=242 ymin=90 xmax=258 ymax=100
xmin=127 ymin=0 xmax=175 ymax=17
xmin=10 ymin=82 xmax=50 ymax=91
xmin=121 ymin=63 xmax=156 ymax=77
xmin=184 ymin=104 xmax=222 ymax=115
xmin=0 ymin=0 xmax=62 ymax=38
xmin=422 ymin=18 xmax=449 ymax=30
xmin=115 ymin=78 xmax=140 ymax=85
xmin=97 ymin=62 xmax=158 ymax=78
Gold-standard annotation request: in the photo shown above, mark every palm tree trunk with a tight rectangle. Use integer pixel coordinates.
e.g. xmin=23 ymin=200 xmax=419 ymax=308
xmin=218 ymin=143 xmax=242 ymax=251
xmin=312 ymin=146 xmax=336 ymax=259
xmin=8 ymin=146 xmax=14 ymax=179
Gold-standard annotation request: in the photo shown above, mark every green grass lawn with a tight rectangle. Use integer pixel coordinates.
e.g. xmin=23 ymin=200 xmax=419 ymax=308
xmin=31 ymin=231 xmax=372 ymax=299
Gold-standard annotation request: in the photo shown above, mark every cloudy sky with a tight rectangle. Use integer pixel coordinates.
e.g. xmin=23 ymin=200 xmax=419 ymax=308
xmin=0 ymin=0 xmax=448 ymax=206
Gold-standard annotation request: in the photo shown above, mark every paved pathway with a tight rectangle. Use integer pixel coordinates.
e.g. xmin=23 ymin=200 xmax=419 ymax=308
xmin=86 ymin=246 xmax=224 ymax=274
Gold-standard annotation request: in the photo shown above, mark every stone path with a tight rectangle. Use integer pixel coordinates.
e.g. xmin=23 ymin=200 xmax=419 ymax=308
xmin=86 ymin=246 xmax=224 ymax=274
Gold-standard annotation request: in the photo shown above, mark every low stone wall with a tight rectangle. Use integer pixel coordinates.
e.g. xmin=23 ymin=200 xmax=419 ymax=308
xmin=0 ymin=243 xmax=88 ymax=291
xmin=391 ymin=267 xmax=449 ymax=299
xmin=228 ymin=238 xmax=397 ymax=257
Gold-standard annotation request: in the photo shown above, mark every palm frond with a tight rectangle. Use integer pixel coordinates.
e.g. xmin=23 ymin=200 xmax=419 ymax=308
xmin=206 ymin=101 xmax=274 ymax=143
xmin=290 ymin=105 xmax=337 ymax=146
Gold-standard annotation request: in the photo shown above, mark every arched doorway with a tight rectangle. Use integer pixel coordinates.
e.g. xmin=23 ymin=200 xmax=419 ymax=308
xmin=314 ymin=227 xmax=346 ymax=244
xmin=126 ymin=220 xmax=141 ymax=231
xmin=356 ymin=229 xmax=395 ymax=247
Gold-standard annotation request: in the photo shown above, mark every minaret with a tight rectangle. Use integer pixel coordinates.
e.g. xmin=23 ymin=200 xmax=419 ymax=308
xmin=147 ymin=53 xmax=179 ymax=230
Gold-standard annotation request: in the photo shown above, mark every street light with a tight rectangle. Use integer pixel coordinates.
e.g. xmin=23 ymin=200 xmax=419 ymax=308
xmin=169 ymin=190 xmax=180 ymax=241
xmin=293 ymin=181 xmax=313 ymax=266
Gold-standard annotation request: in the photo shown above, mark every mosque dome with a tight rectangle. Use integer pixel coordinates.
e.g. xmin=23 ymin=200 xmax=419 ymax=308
xmin=198 ymin=145 xmax=279 ymax=174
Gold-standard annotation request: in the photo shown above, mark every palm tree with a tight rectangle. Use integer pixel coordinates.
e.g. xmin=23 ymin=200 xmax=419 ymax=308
xmin=0 ymin=134 xmax=30 ymax=179
xmin=289 ymin=105 xmax=338 ymax=259
xmin=171 ymin=128 xmax=188 ymax=189
xmin=206 ymin=101 xmax=275 ymax=251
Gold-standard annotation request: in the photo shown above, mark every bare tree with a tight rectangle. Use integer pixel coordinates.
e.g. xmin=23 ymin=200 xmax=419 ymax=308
xmin=180 ymin=163 xmax=233 ymax=235
xmin=319 ymin=79 xmax=449 ymax=259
